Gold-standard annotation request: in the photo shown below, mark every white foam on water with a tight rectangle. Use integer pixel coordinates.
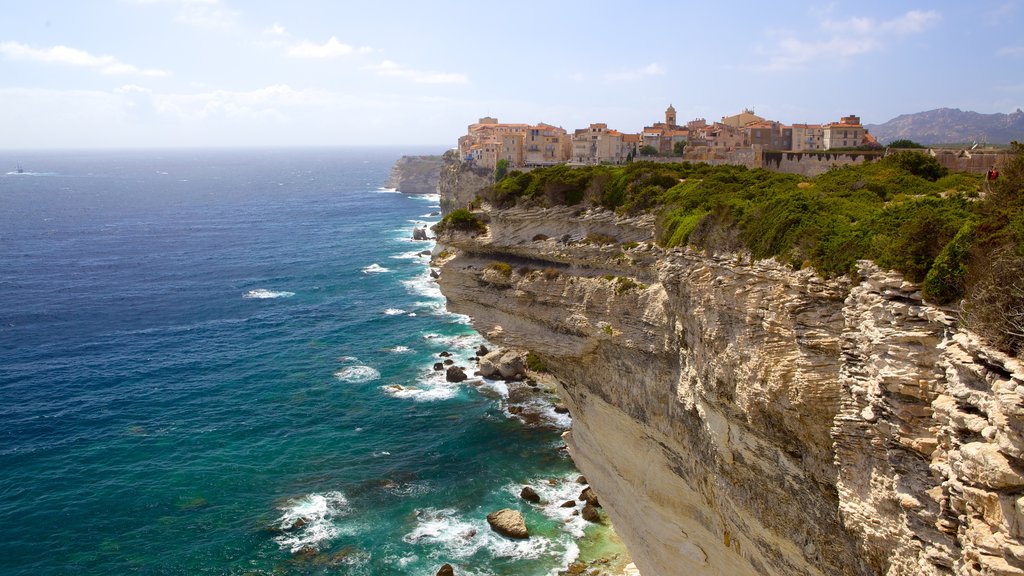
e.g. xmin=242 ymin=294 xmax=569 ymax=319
xmin=382 ymin=308 xmax=406 ymax=316
xmin=334 ymin=365 xmax=381 ymax=383
xmin=403 ymin=508 xmax=551 ymax=561
xmin=477 ymin=379 xmax=510 ymax=399
xmin=408 ymin=193 xmax=440 ymax=203
xmin=273 ymin=491 xmax=350 ymax=553
xmin=387 ymin=346 xmax=413 ymax=354
xmin=506 ymin=396 xmax=573 ymax=430
xmin=391 ymin=249 xmax=433 ymax=260
xmin=422 ymin=333 xmax=486 ymax=352
xmin=507 ymin=474 xmax=590 ymax=540
xmin=401 ymin=275 xmax=443 ymax=299
xmin=362 ymin=263 xmax=390 ymax=274
xmin=376 ymin=187 xmax=400 ymax=193
xmin=243 ymin=289 xmax=295 ymax=299
xmin=337 ymin=356 xmax=359 ymax=364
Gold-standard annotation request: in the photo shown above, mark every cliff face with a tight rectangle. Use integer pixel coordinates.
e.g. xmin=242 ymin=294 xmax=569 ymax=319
xmin=433 ymin=203 xmax=1024 ymax=576
xmin=437 ymin=150 xmax=492 ymax=215
xmin=385 ymin=155 xmax=444 ymax=194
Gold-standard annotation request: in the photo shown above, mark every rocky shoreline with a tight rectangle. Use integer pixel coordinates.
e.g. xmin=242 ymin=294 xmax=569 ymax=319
xmin=423 ymin=341 xmax=636 ymax=576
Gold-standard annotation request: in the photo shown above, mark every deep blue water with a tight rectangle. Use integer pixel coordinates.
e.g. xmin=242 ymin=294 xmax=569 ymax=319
xmin=0 ymin=149 xmax=602 ymax=575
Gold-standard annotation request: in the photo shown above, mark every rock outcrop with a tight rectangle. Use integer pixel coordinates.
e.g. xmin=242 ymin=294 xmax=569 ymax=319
xmin=486 ymin=508 xmax=529 ymax=539
xmin=433 ymin=201 xmax=1024 ymax=576
xmin=437 ymin=149 xmax=492 ymax=215
xmin=385 ymin=155 xmax=444 ymax=194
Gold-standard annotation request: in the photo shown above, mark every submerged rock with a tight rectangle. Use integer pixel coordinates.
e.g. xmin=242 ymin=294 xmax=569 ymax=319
xmin=486 ymin=508 xmax=529 ymax=539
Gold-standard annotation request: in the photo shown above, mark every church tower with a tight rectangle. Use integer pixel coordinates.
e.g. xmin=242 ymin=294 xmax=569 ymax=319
xmin=665 ymin=104 xmax=677 ymax=127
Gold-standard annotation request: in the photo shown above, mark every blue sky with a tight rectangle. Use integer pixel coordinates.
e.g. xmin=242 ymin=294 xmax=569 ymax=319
xmin=1 ymin=0 xmax=1021 ymax=149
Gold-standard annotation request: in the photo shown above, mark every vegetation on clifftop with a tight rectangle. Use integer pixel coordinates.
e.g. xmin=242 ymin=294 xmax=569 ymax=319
xmin=471 ymin=146 xmax=1024 ymax=355
xmin=433 ymin=208 xmax=487 ymax=235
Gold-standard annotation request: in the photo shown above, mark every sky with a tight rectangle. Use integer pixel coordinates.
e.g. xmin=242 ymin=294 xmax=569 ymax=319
xmin=1 ymin=0 xmax=1022 ymax=149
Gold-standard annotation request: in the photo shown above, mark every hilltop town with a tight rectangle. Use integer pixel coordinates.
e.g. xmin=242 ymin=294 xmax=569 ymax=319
xmin=458 ymin=105 xmax=876 ymax=170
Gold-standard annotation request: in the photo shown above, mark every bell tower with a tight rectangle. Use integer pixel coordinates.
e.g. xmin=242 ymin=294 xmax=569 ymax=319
xmin=665 ymin=104 xmax=677 ymax=127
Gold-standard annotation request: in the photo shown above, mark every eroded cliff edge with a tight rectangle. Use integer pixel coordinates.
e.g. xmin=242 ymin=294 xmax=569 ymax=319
xmin=385 ymin=154 xmax=444 ymax=194
xmin=432 ymin=203 xmax=1024 ymax=576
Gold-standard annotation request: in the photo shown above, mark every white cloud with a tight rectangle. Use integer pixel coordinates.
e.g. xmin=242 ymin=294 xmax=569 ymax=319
xmin=266 ymin=23 xmax=286 ymax=36
xmin=998 ymin=45 xmax=1024 ymax=57
xmin=604 ymin=63 xmax=665 ymax=82
xmin=0 ymin=41 xmax=169 ymax=77
xmin=758 ymin=10 xmax=940 ymax=72
xmin=287 ymin=36 xmax=372 ymax=58
xmin=373 ymin=60 xmax=468 ymax=84
xmin=569 ymin=72 xmax=585 ymax=82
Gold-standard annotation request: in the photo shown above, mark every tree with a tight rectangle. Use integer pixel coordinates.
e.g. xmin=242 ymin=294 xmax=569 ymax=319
xmin=673 ymin=140 xmax=686 ymax=156
xmin=888 ymin=139 xmax=925 ymax=149
xmin=639 ymin=145 xmax=659 ymax=156
xmin=494 ymin=158 xmax=508 ymax=182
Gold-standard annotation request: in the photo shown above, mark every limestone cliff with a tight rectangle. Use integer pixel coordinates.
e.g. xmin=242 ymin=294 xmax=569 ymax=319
xmin=432 ymin=203 xmax=1024 ymax=576
xmin=437 ymin=149 xmax=492 ymax=215
xmin=385 ymin=155 xmax=444 ymax=194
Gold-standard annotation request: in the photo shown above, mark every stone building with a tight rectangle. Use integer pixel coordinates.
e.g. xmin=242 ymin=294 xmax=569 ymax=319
xmin=572 ymin=123 xmax=637 ymax=164
xmin=823 ymin=115 xmax=866 ymax=150
xmin=790 ymin=124 xmax=824 ymax=151
xmin=458 ymin=117 xmax=570 ymax=169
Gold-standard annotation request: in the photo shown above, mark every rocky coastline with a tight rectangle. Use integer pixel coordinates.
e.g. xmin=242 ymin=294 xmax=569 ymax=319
xmin=429 ymin=158 xmax=1024 ymax=575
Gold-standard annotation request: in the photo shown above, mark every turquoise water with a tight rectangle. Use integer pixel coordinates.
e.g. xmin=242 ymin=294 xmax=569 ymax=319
xmin=0 ymin=149 xmax=594 ymax=575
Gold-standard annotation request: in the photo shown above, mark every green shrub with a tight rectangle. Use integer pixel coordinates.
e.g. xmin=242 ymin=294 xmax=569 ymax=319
xmin=485 ymin=261 xmax=513 ymax=277
xmin=923 ymin=221 xmax=977 ymax=304
xmin=434 ymin=209 xmax=486 ymax=235
xmin=525 ymin=351 xmax=548 ymax=372
xmin=883 ymin=151 xmax=948 ymax=181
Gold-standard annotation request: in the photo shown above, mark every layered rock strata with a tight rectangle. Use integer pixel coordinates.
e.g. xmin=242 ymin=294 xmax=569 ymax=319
xmin=432 ymin=203 xmax=1024 ymax=576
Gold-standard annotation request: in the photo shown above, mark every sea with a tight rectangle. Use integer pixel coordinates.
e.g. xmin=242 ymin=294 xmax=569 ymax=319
xmin=0 ymin=149 xmax=621 ymax=576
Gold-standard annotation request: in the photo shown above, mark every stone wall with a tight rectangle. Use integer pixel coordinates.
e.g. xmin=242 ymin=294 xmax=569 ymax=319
xmin=763 ymin=151 xmax=884 ymax=177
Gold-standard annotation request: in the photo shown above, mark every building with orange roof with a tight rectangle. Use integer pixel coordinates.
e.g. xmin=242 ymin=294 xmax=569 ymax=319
xmin=571 ymin=123 xmax=638 ymax=164
xmin=458 ymin=117 xmax=570 ymax=169
xmin=746 ymin=121 xmax=792 ymax=151
xmin=790 ymin=123 xmax=824 ymax=151
xmin=822 ymin=115 xmax=866 ymax=150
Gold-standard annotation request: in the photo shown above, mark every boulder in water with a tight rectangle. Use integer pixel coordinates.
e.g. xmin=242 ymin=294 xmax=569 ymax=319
xmin=486 ymin=508 xmax=529 ymax=539
xmin=412 ymin=227 xmax=429 ymax=241
xmin=520 ymin=486 xmax=541 ymax=503
xmin=436 ymin=563 xmax=455 ymax=576
xmin=446 ymin=366 xmax=468 ymax=383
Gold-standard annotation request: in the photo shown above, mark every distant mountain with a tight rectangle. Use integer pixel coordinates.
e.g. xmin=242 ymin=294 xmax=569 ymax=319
xmin=865 ymin=108 xmax=1024 ymax=145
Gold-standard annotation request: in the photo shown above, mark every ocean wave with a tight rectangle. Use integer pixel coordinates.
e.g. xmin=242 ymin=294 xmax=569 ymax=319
xmin=387 ymin=346 xmax=413 ymax=354
xmin=403 ymin=507 xmax=551 ymax=560
xmin=362 ymin=263 xmax=390 ymax=274
xmin=243 ymin=289 xmax=295 ymax=299
xmin=273 ymin=491 xmax=350 ymax=553
xmin=401 ymin=275 xmax=443 ymax=300
xmin=422 ymin=333 xmax=486 ymax=352
xmin=334 ymin=365 xmax=381 ymax=383
xmin=506 ymin=474 xmax=591 ymax=539
xmin=376 ymin=187 xmax=400 ymax=193
xmin=382 ymin=308 xmax=406 ymax=316
xmin=408 ymin=193 xmax=440 ymax=203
